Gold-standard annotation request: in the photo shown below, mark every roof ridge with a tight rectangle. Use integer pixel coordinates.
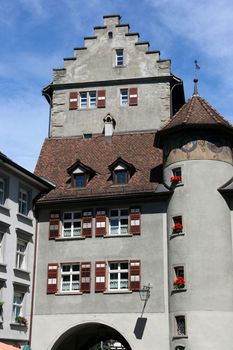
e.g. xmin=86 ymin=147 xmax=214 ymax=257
xmin=183 ymin=96 xmax=195 ymax=123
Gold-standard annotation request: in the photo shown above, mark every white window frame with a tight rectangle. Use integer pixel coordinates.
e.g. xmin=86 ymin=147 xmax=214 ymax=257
xmin=63 ymin=212 xmax=82 ymax=238
xmin=12 ymin=292 xmax=24 ymax=322
xmin=80 ymin=91 xmax=96 ymax=109
xmin=116 ymin=49 xmax=124 ymax=66
xmin=15 ymin=238 xmax=27 ymax=270
xmin=108 ymin=261 xmax=129 ymax=290
xmin=19 ymin=188 xmax=29 ymax=216
xmin=109 ymin=209 xmax=128 ymax=235
xmin=61 ymin=263 xmax=80 ymax=292
xmin=120 ymin=89 xmax=128 ymax=106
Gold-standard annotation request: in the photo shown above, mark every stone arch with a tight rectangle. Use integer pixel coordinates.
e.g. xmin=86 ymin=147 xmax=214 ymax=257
xmin=51 ymin=321 xmax=132 ymax=350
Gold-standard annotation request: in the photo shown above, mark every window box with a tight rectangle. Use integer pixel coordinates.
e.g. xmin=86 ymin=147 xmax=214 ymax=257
xmin=172 ymin=222 xmax=183 ymax=234
xmin=15 ymin=316 xmax=27 ymax=326
xmin=173 ymin=277 xmax=185 ymax=290
xmin=170 ymin=175 xmax=182 ymax=183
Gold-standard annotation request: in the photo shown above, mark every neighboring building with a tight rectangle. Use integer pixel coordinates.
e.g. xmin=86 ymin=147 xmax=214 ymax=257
xmin=0 ymin=152 xmax=53 ymax=348
xmin=32 ymin=15 xmax=233 ymax=350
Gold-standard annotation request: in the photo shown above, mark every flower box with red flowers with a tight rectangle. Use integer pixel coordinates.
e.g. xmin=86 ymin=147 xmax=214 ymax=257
xmin=15 ymin=316 xmax=27 ymax=326
xmin=173 ymin=277 xmax=185 ymax=289
xmin=170 ymin=175 xmax=182 ymax=183
xmin=172 ymin=222 xmax=183 ymax=233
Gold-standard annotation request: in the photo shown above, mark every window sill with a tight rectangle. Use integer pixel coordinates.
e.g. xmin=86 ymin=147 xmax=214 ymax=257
xmin=55 ymin=236 xmax=85 ymax=241
xmin=10 ymin=322 xmax=28 ymax=329
xmin=172 ymin=335 xmax=188 ymax=340
xmin=55 ymin=292 xmax=83 ymax=296
xmin=170 ymin=183 xmax=184 ymax=188
xmin=14 ymin=268 xmax=30 ymax=275
xmin=103 ymin=290 xmax=132 ymax=295
xmin=104 ymin=234 xmax=132 ymax=238
xmin=114 ymin=65 xmax=126 ymax=68
xmin=171 ymin=288 xmax=187 ymax=294
xmin=170 ymin=233 xmax=185 ymax=239
xmin=0 ymin=204 xmax=10 ymax=215
xmin=17 ymin=213 xmax=33 ymax=226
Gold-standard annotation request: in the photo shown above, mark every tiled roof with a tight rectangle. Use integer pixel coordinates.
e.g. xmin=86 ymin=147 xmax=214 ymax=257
xmin=34 ymin=132 xmax=164 ymax=203
xmin=163 ymin=94 xmax=232 ymax=130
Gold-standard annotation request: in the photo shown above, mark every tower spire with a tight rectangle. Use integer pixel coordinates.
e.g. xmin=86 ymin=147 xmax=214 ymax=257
xmin=193 ymin=60 xmax=200 ymax=95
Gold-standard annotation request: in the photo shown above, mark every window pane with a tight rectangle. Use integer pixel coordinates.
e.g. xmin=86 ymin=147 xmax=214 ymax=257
xmin=75 ymin=174 xmax=85 ymax=188
xmin=109 ymin=263 xmax=118 ymax=270
xmin=89 ymin=91 xmax=96 ymax=108
xmin=62 ymin=265 xmax=70 ymax=272
xmin=64 ymin=213 xmax=72 ymax=220
xmin=120 ymin=262 xmax=128 ymax=270
xmin=80 ymin=92 xmax=87 ymax=108
xmin=116 ymin=171 xmax=127 ymax=184
xmin=72 ymin=264 xmax=80 ymax=271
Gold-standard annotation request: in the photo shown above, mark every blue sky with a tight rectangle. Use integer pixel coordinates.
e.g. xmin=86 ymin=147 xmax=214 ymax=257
xmin=0 ymin=0 xmax=233 ymax=171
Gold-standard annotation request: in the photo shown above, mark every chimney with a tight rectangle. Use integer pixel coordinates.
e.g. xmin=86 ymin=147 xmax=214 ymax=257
xmin=103 ymin=114 xmax=115 ymax=139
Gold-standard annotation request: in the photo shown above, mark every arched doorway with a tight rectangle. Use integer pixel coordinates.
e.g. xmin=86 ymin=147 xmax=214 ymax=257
xmin=51 ymin=322 xmax=132 ymax=350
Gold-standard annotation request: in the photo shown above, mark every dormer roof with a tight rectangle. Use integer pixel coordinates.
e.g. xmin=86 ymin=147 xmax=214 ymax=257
xmin=155 ymin=94 xmax=233 ymax=148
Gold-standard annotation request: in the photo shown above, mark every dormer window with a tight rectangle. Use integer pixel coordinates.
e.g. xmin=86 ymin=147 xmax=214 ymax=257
xmin=67 ymin=161 xmax=96 ymax=189
xmin=109 ymin=158 xmax=136 ymax=186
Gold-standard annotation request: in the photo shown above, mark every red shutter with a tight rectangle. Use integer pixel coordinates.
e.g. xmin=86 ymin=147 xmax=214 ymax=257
xmin=49 ymin=212 xmax=60 ymax=239
xmin=69 ymin=92 xmax=78 ymax=110
xmin=47 ymin=263 xmax=59 ymax=294
xmin=82 ymin=210 xmax=92 ymax=237
xmin=129 ymin=208 xmax=141 ymax=235
xmin=97 ymin=90 xmax=106 ymax=108
xmin=130 ymin=260 xmax=141 ymax=291
xmin=95 ymin=261 xmax=106 ymax=292
xmin=129 ymin=88 xmax=138 ymax=106
xmin=80 ymin=262 xmax=91 ymax=293
xmin=95 ymin=209 xmax=107 ymax=237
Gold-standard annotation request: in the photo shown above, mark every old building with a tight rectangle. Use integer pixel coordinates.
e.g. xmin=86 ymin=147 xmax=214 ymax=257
xmin=32 ymin=15 xmax=233 ymax=350
xmin=0 ymin=152 xmax=53 ymax=348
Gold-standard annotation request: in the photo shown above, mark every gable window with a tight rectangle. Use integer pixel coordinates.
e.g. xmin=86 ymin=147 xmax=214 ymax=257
xmin=120 ymin=89 xmax=128 ymax=105
xmin=109 ymin=209 xmax=128 ymax=235
xmin=80 ymin=91 xmax=96 ymax=109
xmin=175 ymin=315 xmax=186 ymax=337
xmin=63 ymin=212 xmax=81 ymax=238
xmin=19 ymin=188 xmax=30 ymax=216
xmin=116 ymin=49 xmax=124 ymax=66
xmin=15 ymin=239 xmax=27 ymax=270
xmin=61 ymin=264 xmax=80 ymax=292
xmin=109 ymin=262 xmax=128 ymax=290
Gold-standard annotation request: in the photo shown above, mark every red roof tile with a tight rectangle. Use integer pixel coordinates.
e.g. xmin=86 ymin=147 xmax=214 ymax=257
xmin=34 ymin=132 xmax=163 ymax=202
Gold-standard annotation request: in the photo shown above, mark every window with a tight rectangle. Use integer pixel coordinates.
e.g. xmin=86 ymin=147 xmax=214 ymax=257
xmin=175 ymin=316 xmax=186 ymax=337
xmin=116 ymin=49 xmax=124 ymax=66
xmin=108 ymin=31 xmax=113 ymax=39
xmin=0 ymin=232 xmax=4 ymax=264
xmin=63 ymin=212 xmax=81 ymax=238
xmin=74 ymin=174 xmax=87 ymax=188
xmin=12 ymin=292 xmax=24 ymax=322
xmin=15 ymin=239 xmax=27 ymax=270
xmin=80 ymin=91 xmax=96 ymax=109
xmin=173 ymin=266 xmax=185 ymax=290
xmin=109 ymin=209 xmax=128 ymax=235
xmin=19 ymin=188 xmax=30 ymax=216
xmin=171 ymin=167 xmax=182 ymax=184
xmin=109 ymin=262 xmax=128 ymax=290
xmin=120 ymin=89 xmax=128 ymax=105
xmin=61 ymin=264 xmax=80 ymax=292
xmin=175 ymin=346 xmax=185 ymax=350
xmin=172 ymin=216 xmax=183 ymax=234
xmin=0 ymin=177 xmax=6 ymax=205
xmin=114 ymin=170 xmax=128 ymax=185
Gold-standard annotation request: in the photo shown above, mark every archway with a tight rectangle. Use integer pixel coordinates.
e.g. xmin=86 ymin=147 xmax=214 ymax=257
xmin=51 ymin=322 xmax=132 ymax=350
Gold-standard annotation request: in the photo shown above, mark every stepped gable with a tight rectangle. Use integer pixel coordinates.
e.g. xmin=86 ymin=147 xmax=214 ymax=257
xmin=155 ymin=94 xmax=233 ymax=147
xmin=34 ymin=132 xmax=163 ymax=203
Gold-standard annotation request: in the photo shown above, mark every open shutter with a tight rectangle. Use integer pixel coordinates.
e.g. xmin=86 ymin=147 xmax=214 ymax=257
xmin=97 ymin=90 xmax=106 ymax=108
xmin=69 ymin=92 xmax=78 ymax=110
xmin=129 ymin=208 xmax=141 ymax=235
xmin=95 ymin=209 xmax=107 ymax=237
xmin=49 ymin=212 xmax=60 ymax=239
xmin=95 ymin=261 xmax=106 ymax=292
xmin=129 ymin=87 xmax=138 ymax=106
xmin=47 ymin=263 xmax=59 ymax=294
xmin=130 ymin=260 xmax=141 ymax=291
xmin=80 ymin=262 xmax=91 ymax=293
xmin=82 ymin=210 xmax=93 ymax=238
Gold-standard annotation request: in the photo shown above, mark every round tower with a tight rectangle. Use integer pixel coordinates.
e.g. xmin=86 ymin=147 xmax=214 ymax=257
xmin=155 ymin=84 xmax=233 ymax=350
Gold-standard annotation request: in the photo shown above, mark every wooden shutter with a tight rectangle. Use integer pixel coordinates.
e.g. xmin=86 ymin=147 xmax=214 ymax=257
xmin=80 ymin=262 xmax=91 ymax=293
xmin=49 ymin=212 xmax=60 ymax=239
xmin=47 ymin=263 xmax=59 ymax=294
xmin=69 ymin=92 xmax=78 ymax=110
xmin=95 ymin=209 xmax=107 ymax=237
xmin=97 ymin=90 xmax=106 ymax=108
xmin=95 ymin=261 xmax=106 ymax=292
xmin=129 ymin=87 xmax=138 ymax=106
xmin=82 ymin=210 xmax=92 ymax=237
xmin=129 ymin=260 xmax=141 ymax=291
xmin=129 ymin=208 xmax=141 ymax=235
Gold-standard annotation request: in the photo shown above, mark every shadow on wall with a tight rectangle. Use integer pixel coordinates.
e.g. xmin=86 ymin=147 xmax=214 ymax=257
xmin=133 ymin=317 xmax=147 ymax=339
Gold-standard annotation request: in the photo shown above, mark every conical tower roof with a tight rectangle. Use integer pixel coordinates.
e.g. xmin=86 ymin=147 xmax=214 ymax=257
xmin=155 ymin=92 xmax=233 ymax=148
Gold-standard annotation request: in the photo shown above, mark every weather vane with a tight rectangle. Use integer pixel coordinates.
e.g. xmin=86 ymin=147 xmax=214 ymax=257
xmin=193 ymin=60 xmax=200 ymax=95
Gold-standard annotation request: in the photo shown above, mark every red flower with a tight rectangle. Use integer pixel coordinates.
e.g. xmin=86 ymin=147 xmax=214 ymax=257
xmin=173 ymin=222 xmax=183 ymax=233
xmin=170 ymin=175 xmax=182 ymax=183
xmin=173 ymin=277 xmax=185 ymax=289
